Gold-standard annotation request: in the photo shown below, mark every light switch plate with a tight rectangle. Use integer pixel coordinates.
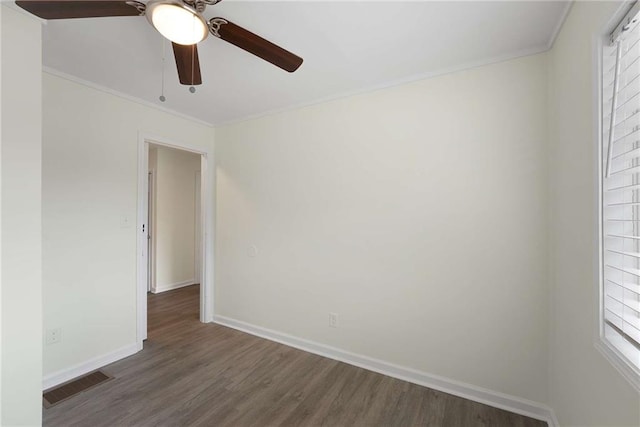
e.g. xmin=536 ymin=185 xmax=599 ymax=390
xmin=120 ymin=215 xmax=132 ymax=228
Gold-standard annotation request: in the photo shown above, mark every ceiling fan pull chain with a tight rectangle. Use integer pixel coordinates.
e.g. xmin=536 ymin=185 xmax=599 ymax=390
xmin=159 ymin=39 xmax=166 ymax=102
xmin=190 ymin=31 xmax=196 ymax=93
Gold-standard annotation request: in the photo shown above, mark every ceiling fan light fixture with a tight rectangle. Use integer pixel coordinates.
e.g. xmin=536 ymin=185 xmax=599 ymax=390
xmin=146 ymin=0 xmax=208 ymax=46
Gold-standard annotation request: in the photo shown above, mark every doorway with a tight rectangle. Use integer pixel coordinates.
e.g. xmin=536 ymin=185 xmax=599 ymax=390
xmin=147 ymin=145 xmax=202 ymax=295
xmin=136 ymin=135 xmax=214 ymax=345
xmin=147 ymin=170 xmax=155 ymax=293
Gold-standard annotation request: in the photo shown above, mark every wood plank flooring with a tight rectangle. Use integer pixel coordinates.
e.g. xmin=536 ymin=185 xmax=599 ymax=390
xmin=43 ymin=285 xmax=547 ymax=427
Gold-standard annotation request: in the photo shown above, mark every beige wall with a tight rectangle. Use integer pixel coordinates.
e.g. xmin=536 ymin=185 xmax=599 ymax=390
xmin=151 ymin=145 xmax=201 ymax=292
xmin=42 ymin=73 xmax=214 ymax=378
xmin=215 ymin=53 xmax=550 ymax=404
xmin=547 ymin=1 xmax=640 ymax=425
xmin=0 ymin=5 xmax=42 ymax=425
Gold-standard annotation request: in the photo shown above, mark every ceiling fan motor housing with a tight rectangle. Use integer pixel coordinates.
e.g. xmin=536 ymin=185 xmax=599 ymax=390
xmin=184 ymin=0 xmax=223 ymax=13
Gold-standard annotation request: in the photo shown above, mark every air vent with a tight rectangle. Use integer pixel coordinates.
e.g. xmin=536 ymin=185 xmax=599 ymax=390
xmin=43 ymin=370 xmax=113 ymax=408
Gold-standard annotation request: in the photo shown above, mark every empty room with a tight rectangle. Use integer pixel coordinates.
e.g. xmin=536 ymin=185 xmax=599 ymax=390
xmin=1 ymin=0 xmax=640 ymax=426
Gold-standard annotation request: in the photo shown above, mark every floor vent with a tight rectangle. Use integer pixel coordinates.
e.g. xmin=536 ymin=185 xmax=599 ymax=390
xmin=43 ymin=370 xmax=113 ymax=408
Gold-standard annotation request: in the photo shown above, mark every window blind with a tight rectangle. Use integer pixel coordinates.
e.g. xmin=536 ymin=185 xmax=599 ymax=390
xmin=602 ymin=1 xmax=640 ymax=371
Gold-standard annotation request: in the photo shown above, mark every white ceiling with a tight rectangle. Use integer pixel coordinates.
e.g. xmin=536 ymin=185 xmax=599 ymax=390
xmin=40 ymin=1 xmax=570 ymax=125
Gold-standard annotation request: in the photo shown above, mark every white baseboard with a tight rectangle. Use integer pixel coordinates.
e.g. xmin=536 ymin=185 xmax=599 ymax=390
xmin=152 ymin=279 xmax=196 ymax=294
xmin=213 ymin=315 xmax=558 ymax=427
xmin=42 ymin=342 xmax=142 ymax=391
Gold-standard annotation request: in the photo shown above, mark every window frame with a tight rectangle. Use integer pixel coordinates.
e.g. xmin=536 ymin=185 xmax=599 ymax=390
xmin=596 ymin=0 xmax=640 ymax=392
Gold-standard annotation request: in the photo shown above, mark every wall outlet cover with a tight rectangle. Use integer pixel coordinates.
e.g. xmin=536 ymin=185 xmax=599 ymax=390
xmin=329 ymin=312 xmax=339 ymax=328
xmin=248 ymin=245 xmax=258 ymax=257
xmin=46 ymin=328 xmax=62 ymax=345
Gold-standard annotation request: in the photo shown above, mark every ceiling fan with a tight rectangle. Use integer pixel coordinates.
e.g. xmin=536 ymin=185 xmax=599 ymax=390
xmin=15 ymin=0 xmax=304 ymax=86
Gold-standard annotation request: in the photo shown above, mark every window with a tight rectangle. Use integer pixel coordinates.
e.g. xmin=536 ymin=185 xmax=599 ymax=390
xmin=601 ymin=1 xmax=640 ymax=384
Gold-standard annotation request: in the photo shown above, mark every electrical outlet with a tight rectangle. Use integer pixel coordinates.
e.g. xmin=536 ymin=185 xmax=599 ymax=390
xmin=329 ymin=312 xmax=338 ymax=328
xmin=247 ymin=245 xmax=258 ymax=258
xmin=45 ymin=328 xmax=62 ymax=345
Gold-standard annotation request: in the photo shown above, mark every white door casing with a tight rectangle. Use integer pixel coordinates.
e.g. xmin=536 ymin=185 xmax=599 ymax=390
xmin=136 ymin=133 xmax=214 ymax=345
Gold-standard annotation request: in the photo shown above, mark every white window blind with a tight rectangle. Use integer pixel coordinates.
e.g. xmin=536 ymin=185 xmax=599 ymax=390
xmin=602 ymin=1 xmax=640 ymax=373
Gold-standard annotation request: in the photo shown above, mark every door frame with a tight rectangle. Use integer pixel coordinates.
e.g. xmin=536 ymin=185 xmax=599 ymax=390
xmin=194 ymin=170 xmax=202 ymax=287
xmin=136 ymin=133 xmax=214 ymax=344
xmin=147 ymin=169 xmax=155 ymax=293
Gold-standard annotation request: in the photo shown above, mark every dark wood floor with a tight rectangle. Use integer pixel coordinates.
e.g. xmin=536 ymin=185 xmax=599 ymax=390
xmin=44 ymin=285 xmax=547 ymax=426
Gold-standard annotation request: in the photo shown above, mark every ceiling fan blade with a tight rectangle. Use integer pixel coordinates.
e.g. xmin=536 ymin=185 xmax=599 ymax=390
xmin=15 ymin=1 xmax=143 ymax=19
xmin=210 ymin=18 xmax=303 ymax=73
xmin=172 ymin=43 xmax=202 ymax=86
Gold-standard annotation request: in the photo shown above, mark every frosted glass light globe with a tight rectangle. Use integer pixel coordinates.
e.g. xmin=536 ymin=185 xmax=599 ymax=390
xmin=147 ymin=1 xmax=208 ymax=46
